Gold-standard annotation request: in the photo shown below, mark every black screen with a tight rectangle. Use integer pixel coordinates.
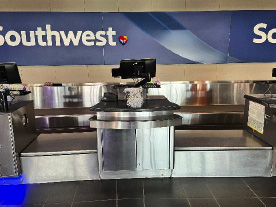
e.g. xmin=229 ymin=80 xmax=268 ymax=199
xmin=0 ymin=63 xmax=22 ymax=84
xmin=112 ymin=58 xmax=156 ymax=80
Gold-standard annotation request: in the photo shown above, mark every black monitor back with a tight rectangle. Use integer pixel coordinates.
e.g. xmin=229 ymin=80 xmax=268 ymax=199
xmin=113 ymin=58 xmax=156 ymax=79
xmin=0 ymin=63 xmax=22 ymax=84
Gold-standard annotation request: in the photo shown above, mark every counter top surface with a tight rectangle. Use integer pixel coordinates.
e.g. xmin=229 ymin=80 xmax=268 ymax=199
xmin=245 ymin=94 xmax=276 ymax=105
xmin=90 ymin=99 xmax=180 ymax=112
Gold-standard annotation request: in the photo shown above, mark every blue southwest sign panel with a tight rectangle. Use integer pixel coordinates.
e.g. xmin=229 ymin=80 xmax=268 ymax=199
xmin=0 ymin=11 xmax=275 ymax=65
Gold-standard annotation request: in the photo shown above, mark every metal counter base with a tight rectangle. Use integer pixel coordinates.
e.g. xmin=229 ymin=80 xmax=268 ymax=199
xmin=97 ymin=127 xmax=174 ymax=180
xmin=20 ymin=130 xmax=273 ymax=183
xmin=173 ymin=130 xmax=272 ymax=177
xmin=20 ymin=132 xmax=99 ymax=184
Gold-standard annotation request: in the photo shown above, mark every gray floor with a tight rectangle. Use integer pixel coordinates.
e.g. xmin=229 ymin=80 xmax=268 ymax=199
xmin=1 ymin=177 xmax=276 ymax=207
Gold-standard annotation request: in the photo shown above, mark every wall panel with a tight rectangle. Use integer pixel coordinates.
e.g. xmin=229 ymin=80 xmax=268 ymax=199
xmin=13 ymin=0 xmax=50 ymax=12
xmin=119 ymin=0 xmax=152 ymax=12
xmin=88 ymin=65 xmax=117 ymax=83
xmin=186 ymin=0 xmax=220 ymax=11
xmin=55 ymin=65 xmax=89 ymax=83
xmin=0 ymin=0 xmax=14 ymax=11
xmin=219 ymin=0 xmax=276 ymax=11
xmin=2 ymin=0 xmax=276 ymax=12
xmin=184 ymin=64 xmax=217 ymax=81
xmin=19 ymin=66 xmax=56 ymax=84
xmin=50 ymin=0 xmax=85 ymax=12
xmin=156 ymin=65 xmax=186 ymax=81
xmin=216 ymin=64 xmax=249 ymax=81
xmin=19 ymin=63 xmax=276 ymax=84
xmin=152 ymin=0 xmax=185 ymax=11
xmin=85 ymin=0 xmax=119 ymax=12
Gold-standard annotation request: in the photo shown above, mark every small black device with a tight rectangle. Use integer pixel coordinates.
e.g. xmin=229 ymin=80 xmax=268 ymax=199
xmin=0 ymin=63 xmax=22 ymax=84
xmin=112 ymin=59 xmax=156 ymax=86
xmin=0 ymin=63 xmax=23 ymax=112
xmin=272 ymin=68 xmax=276 ymax=78
xmin=101 ymin=92 xmax=118 ymax=102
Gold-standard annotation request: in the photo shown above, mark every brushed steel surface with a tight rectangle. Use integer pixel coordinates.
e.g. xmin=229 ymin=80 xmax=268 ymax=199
xmin=21 ymin=153 xmax=99 ymax=184
xmin=177 ymin=112 xmax=244 ymax=125
xmin=136 ymin=127 xmax=170 ymax=170
xmin=99 ymin=169 xmax=172 ymax=179
xmin=102 ymin=129 xmax=136 ymax=171
xmin=15 ymin=81 xmax=270 ymax=130
xmin=0 ymin=113 xmax=17 ymax=177
xmin=15 ymin=81 xmax=274 ymax=109
xmin=34 ymin=111 xmax=243 ymax=129
xmin=173 ymin=150 xmax=272 ymax=177
xmin=0 ymin=101 xmax=37 ymax=177
xmin=97 ymin=111 xmax=173 ymax=119
xmin=21 ymin=132 xmax=97 ymax=157
xmin=174 ymin=130 xmax=272 ymax=150
xmin=169 ymin=126 xmax=174 ymax=170
xmin=35 ymin=114 xmax=92 ymax=128
xmin=97 ymin=127 xmax=174 ymax=179
xmin=11 ymin=101 xmax=37 ymax=153
xmin=90 ymin=114 xmax=183 ymax=129
xmin=272 ymin=149 xmax=276 ymax=176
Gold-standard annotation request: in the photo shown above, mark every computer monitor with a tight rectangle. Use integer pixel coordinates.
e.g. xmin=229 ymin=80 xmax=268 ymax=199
xmin=0 ymin=63 xmax=22 ymax=84
xmin=112 ymin=58 xmax=156 ymax=82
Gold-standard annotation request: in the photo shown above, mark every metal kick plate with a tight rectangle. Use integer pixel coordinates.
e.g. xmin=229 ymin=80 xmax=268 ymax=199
xmin=21 ymin=153 xmax=99 ymax=184
xmin=173 ymin=150 xmax=272 ymax=177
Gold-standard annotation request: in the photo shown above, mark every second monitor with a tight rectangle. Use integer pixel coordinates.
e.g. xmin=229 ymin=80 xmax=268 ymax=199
xmin=112 ymin=58 xmax=156 ymax=82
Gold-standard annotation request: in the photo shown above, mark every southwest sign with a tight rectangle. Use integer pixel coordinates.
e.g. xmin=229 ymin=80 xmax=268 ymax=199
xmin=1 ymin=11 xmax=276 ymax=65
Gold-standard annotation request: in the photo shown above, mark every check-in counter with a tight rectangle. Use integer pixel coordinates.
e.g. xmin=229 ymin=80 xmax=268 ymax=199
xmin=90 ymin=96 xmax=182 ymax=179
xmin=9 ymin=81 xmax=276 ymax=183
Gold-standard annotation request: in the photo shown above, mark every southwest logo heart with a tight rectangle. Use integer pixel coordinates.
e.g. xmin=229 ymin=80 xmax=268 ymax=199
xmin=118 ymin=36 xmax=128 ymax=45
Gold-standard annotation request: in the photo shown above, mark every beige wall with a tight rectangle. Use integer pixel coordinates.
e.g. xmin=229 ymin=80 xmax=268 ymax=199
xmin=1 ymin=0 xmax=276 ymax=12
xmin=2 ymin=0 xmax=276 ymax=83
xmin=19 ymin=63 xmax=275 ymax=84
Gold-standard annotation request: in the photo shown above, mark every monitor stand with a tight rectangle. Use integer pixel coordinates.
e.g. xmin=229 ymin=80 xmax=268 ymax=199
xmin=0 ymin=91 xmax=8 ymax=112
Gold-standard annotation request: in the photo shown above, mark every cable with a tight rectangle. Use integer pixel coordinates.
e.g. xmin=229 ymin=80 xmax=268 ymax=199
xmin=263 ymin=83 xmax=274 ymax=98
xmin=9 ymin=93 xmax=15 ymax=106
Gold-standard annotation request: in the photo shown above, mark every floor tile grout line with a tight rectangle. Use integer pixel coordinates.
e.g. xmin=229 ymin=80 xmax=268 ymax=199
xmin=118 ymin=197 xmax=144 ymax=200
xmin=43 ymin=184 xmax=54 ymax=206
xmin=182 ymin=184 xmax=191 ymax=207
xmin=242 ymin=179 xmax=266 ymax=207
xmin=116 ymin=180 xmax=118 ymax=207
xmin=142 ymin=180 xmax=146 ymax=207
xmin=181 ymin=180 xmax=192 ymax=207
xmin=73 ymin=199 xmax=117 ymax=204
xmin=206 ymin=183 xmax=221 ymax=207
xmin=70 ymin=184 xmax=79 ymax=207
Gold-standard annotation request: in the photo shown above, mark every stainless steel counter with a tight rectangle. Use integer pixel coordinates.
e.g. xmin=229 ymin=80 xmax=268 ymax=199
xmin=14 ymin=81 xmax=271 ymax=131
xmin=20 ymin=129 xmax=273 ymax=183
xmin=18 ymin=81 xmax=275 ymax=108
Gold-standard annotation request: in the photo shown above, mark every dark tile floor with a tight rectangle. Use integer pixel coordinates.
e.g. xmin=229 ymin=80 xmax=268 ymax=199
xmin=1 ymin=177 xmax=276 ymax=206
